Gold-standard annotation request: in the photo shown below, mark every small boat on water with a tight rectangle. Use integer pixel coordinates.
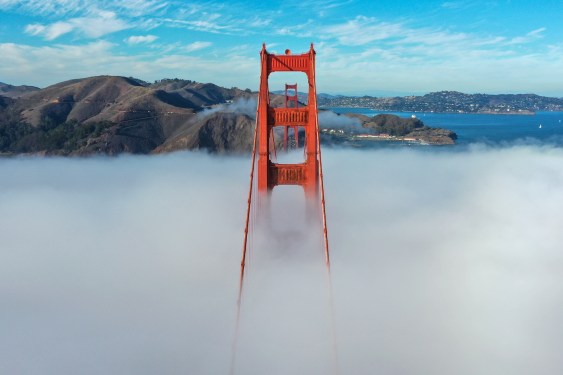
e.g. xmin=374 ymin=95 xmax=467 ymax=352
xmin=539 ymin=124 xmax=542 ymax=129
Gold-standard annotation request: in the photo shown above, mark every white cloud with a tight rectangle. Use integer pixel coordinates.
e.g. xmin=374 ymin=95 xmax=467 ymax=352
xmin=0 ymin=0 xmax=82 ymax=16
xmin=110 ymin=0 xmax=169 ymax=17
xmin=76 ymin=11 xmax=130 ymax=38
xmin=321 ymin=16 xmax=504 ymax=49
xmin=184 ymin=41 xmax=212 ymax=52
xmin=323 ymin=16 xmax=403 ymax=46
xmin=248 ymin=17 xmax=271 ymax=28
xmin=125 ymin=34 xmax=158 ymax=44
xmin=25 ymin=22 xmax=74 ymax=40
xmin=508 ymin=27 xmax=546 ymax=45
xmin=164 ymin=17 xmax=235 ymax=34
xmin=0 ymin=0 xmax=166 ymax=17
xmin=24 ymin=10 xmax=130 ymax=40
xmin=161 ymin=5 xmax=275 ymax=36
xmin=287 ymin=0 xmax=354 ymax=13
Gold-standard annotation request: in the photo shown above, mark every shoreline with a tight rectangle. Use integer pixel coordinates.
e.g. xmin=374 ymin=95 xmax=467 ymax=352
xmin=320 ymin=130 xmax=453 ymax=146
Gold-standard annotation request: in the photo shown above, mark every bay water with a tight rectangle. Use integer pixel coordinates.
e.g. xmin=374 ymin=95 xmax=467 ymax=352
xmin=326 ymin=108 xmax=563 ymax=147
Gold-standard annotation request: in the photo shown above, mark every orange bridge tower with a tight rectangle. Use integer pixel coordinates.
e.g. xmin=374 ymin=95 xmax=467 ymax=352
xmin=240 ymin=43 xmax=330 ymax=269
xmin=233 ymin=44 xmax=335 ymax=375
xmin=256 ymin=44 xmax=321 ymax=199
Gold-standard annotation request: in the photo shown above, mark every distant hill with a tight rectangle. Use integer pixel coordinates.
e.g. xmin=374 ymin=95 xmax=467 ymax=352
xmin=0 ymin=82 xmax=40 ymax=98
xmin=151 ymin=79 xmax=253 ymax=107
xmin=318 ymin=90 xmax=563 ymax=114
xmin=318 ymin=93 xmax=345 ymax=99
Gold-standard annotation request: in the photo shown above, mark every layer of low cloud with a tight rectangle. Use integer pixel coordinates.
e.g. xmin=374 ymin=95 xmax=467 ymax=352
xmin=1 ymin=145 xmax=562 ymax=374
xmin=197 ymin=97 xmax=257 ymax=120
xmin=318 ymin=110 xmax=362 ymax=131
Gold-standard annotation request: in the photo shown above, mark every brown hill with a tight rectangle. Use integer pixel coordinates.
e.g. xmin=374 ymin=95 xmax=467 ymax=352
xmin=0 ymin=76 xmax=259 ymax=155
xmin=15 ymin=76 xmax=197 ymax=127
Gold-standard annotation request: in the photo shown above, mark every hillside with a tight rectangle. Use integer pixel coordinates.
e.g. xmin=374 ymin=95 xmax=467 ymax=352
xmin=155 ymin=112 xmax=255 ymax=154
xmin=0 ymin=76 xmax=254 ymax=155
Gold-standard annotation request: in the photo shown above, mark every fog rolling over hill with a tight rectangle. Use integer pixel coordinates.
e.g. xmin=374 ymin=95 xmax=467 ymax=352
xmin=1 ymin=147 xmax=562 ymax=374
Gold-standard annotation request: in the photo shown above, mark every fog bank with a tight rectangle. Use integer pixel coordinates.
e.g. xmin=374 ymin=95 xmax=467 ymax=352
xmin=1 ymin=146 xmax=562 ymax=374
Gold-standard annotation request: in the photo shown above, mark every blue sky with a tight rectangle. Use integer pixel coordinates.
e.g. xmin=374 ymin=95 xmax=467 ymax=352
xmin=1 ymin=0 xmax=562 ymax=96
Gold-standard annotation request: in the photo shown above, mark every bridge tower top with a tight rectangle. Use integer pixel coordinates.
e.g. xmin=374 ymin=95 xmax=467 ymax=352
xmin=257 ymin=44 xmax=320 ymax=198
xmin=285 ymin=83 xmax=299 ymax=109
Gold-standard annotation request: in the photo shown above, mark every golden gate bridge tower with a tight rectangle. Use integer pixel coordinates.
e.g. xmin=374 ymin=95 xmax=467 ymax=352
xmin=241 ymin=43 xmax=330 ymax=269
xmin=232 ymin=43 xmax=335 ymax=374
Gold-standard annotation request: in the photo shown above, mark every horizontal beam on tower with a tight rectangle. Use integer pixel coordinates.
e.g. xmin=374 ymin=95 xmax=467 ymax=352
xmin=267 ymin=54 xmax=310 ymax=73
xmin=269 ymin=164 xmax=308 ymax=186
xmin=268 ymin=107 xmax=309 ymax=127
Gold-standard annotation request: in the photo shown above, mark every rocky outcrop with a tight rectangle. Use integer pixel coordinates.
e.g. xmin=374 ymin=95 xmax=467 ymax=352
xmin=349 ymin=113 xmax=457 ymax=145
xmin=406 ymin=127 xmax=457 ymax=145
xmin=363 ymin=114 xmax=424 ymax=136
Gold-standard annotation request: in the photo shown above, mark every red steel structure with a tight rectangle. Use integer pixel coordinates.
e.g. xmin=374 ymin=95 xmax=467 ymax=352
xmin=233 ymin=44 xmax=335 ymax=375
xmin=240 ymin=43 xmax=330 ymax=264
xmin=257 ymin=44 xmax=322 ymax=199
xmin=285 ymin=83 xmax=299 ymax=108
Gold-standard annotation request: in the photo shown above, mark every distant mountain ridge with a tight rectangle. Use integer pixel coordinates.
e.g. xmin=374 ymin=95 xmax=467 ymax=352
xmin=0 ymin=82 xmax=40 ymax=98
xmin=318 ymin=90 xmax=563 ymax=113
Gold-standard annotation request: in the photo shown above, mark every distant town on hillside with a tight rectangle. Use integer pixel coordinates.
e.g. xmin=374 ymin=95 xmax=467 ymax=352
xmin=316 ymin=91 xmax=563 ymax=114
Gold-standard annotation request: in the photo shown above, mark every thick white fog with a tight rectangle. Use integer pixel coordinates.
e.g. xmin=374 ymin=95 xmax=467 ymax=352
xmin=1 ymin=146 xmax=563 ymax=375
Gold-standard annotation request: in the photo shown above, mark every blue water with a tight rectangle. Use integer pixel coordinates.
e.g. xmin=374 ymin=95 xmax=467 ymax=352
xmin=325 ymin=107 xmax=563 ymax=147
